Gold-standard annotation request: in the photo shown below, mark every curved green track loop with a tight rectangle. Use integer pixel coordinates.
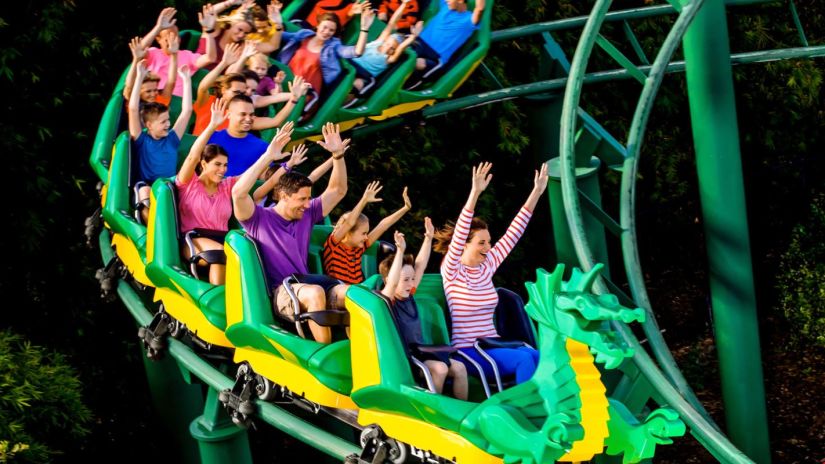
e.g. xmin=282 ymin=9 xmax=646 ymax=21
xmin=559 ymin=0 xmax=755 ymax=462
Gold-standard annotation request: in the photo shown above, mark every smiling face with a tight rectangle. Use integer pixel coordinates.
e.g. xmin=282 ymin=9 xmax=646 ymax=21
xmin=227 ymin=99 xmax=255 ymax=134
xmin=227 ymin=21 xmax=253 ymax=43
xmin=249 ymin=60 xmax=268 ymax=78
xmin=461 ymin=227 xmax=491 ymax=267
xmin=144 ymin=111 xmax=171 ymax=139
xmin=342 ymin=217 xmax=370 ymax=248
xmin=278 ymin=186 xmax=313 ymax=220
xmin=395 ymin=264 xmax=416 ymax=299
xmin=139 ymin=80 xmax=160 ymax=102
xmin=379 ymin=36 xmax=400 ymax=57
xmin=316 ymin=19 xmax=338 ymax=41
xmin=200 ymin=154 xmax=229 ymax=184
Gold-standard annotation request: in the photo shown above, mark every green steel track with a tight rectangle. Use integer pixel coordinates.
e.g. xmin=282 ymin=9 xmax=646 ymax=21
xmin=90 ymin=1 xmax=824 ymax=462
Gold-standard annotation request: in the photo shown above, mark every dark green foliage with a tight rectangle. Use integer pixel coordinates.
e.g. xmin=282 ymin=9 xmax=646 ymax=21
xmin=0 ymin=331 xmax=91 ymax=463
xmin=777 ymin=193 xmax=825 ymax=348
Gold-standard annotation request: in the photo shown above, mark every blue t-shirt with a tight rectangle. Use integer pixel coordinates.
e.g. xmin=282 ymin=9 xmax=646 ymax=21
xmin=419 ymin=0 xmax=478 ymax=62
xmin=134 ymin=130 xmax=181 ymax=183
xmin=351 ymin=41 xmax=388 ymax=77
xmin=208 ymin=130 xmax=270 ymax=177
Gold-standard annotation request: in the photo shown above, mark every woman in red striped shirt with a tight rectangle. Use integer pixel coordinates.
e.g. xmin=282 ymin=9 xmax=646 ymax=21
xmin=433 ymin=161 xmax=549 ymax=385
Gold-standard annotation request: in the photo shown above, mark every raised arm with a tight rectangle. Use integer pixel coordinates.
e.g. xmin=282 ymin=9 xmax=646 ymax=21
xmin=123 ymin=37 xmax=147 ymax=101
xmin=196 ymin=42 xmax=242 ymax=103
xmin=354 ymin=7 xmax=374 ymax=57
xmin=317 ymin=123 xmax=351 ymax=217
xmin=471 ymin=0 xmax=486 ymax=25
xmin=413 ymin=217 xmax=434 ymax=287
xmin=441 ymin=162 xmax=492 ymax=276
xmin=128 ymin=61 xmax=149 ymax=140
xmin=380 ymin=231 xmax=406 ymax=299
xmin=250 ymin=76 xmax=310 ymax=129
xmin=252 ymin=143 xmax=308 ymax=203
xmin=232 ymin=122 xmax=294 ymax=221
xmin=332 ymin=181 xmax=383 ymax=241
xmin=367 ymin=186 xmax=411 ymax=246
xmin=379 ymin=0 xmax=410 ymax=42
xmin=388 ymin=21 xmax=420 ymax=64
xmin=171 ymin=66 xmax=193 ymax=138
xmin=178 ymin=98 xmax=228 ymax=184
xmin=161 ymin=35 xmax=180 ymax=101
xmin=256 ymin=1 xmax=284 ymax=54
xmin=227 ymin=41 xmax=257 ymax=74
xmin=141 ymin=8 xmax=177 ymax=50
xmin=308 ymin=157 xmax=333 ymax=183
xmin=196 ymin=4 xmax=219 ymax=68
xmin=486 ymin=163 xmax=548 ymax=270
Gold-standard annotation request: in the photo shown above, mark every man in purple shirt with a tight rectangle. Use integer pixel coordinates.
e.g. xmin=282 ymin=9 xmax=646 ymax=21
xmin=232 ymin=122 xmax=350 ymax=343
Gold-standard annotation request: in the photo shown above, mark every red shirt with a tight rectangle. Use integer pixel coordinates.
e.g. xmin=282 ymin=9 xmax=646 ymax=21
xmin=289 ymin=39 xmax=324 ymax=94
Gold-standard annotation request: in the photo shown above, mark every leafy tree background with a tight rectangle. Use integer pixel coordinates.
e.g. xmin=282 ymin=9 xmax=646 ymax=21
xmin=0 ymin=0 xmax=823 ymax=462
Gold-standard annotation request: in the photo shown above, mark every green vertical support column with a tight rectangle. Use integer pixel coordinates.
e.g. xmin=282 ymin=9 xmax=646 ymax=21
xmin=682 ymin=1 xmax=771 ymax=462
xmin=547 ymin=156 xmax=609 ymax=273
xmin=190 ymin=388 xmax=253 ymax=464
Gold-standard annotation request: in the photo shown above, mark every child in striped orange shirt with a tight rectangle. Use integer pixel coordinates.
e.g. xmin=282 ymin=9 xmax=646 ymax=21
xmin=322 ymin=181 xmax=411 ymax=284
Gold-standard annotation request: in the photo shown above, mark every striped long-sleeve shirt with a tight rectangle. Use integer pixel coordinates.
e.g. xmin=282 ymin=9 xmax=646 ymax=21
xmin=442 ymin=206 xmax=533 ymax=348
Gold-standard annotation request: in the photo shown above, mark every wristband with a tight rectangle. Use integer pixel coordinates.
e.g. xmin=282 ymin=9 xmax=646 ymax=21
xmin=361 ymin=29 xmax=369 ymax=32
xmin=279 ymin=162 xmax=292 ymax=173
xmin=203 ymin=28 xmax=215 ymax=34
xmin=332 ymin=152 xmax=345 ymax=160
xmin=289 ymin=98 xmax=299 ymax=104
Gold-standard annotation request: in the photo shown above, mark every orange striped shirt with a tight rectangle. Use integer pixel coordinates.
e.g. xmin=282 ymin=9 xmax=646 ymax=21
xmin=442 ymin=206 xmax=532 ymax=348
xmin=322 ymin=233 xmax=366 ymax=284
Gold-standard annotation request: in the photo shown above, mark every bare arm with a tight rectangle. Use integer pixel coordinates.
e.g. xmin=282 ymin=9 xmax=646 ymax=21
xmin=413 ymin=217 xmax=434 ymax=287
xmin=161 ymin=36 xmax=179 ymax=101
xmin=232 ymin=122 xmax=294 ymax=222
xmin=250 ymin=76 xmax=309 ymax=129
xmin=387 ymin=27 xmax=418 ymax=64
xmin=256 ymin=1 xmax=284 ymax=54
xmin=128 ymin=61 xmax=148 ymax=140
xmin=251 ymin=143 xmax=308 ymax=203
xmin=308 ymin=157 xmax=333 ymax=183
xmin=472 ymin=0 xmax=486 ymax=25
xmin=380 ymin=231 xmax=406 ymax=298
xmin=354 ymin=8 xmax=374 ymax=57
xmin=523 ymin=162 xmax=549 ymax=213
xmin=196 ymin=4 xmax=219 ymax=68
xmin=211 ymin=0 xmax=243 ymax=16
xmin=178 ymin=98 xmax=228 ymax=184
xmin=196 ymin=42 xmax=241 ymax=103
xmin=171 ymin=66 xmax=193 ymax=138
xmin=317 ymin=123 xmax=351 ymax=217
xmin=140 ymin=7 xmax=177 ymax=50
xmin=123 ymin=37 xmax=146 ymax=101
xmin=379 ymin=0 xmax=410 ymax=42
xmin=367 ymin=186 xmax=410 ymax=246
xmin=227 ymin=41 xmax=257 ymax=74
xmin=332 ymin=181 xmax=383 ymax=241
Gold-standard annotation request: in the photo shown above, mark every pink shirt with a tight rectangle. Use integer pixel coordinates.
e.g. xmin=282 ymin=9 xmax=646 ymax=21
xmin=442 ymin=206 xmax=532 ymax=348
xmin=146 ymin=47 xmax=204 ymax=96
xmin=175 ymin=173 xmax=238 ymax=233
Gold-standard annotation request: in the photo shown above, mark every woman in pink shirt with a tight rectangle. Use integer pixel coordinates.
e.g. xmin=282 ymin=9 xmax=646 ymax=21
xmin=433 ymin=161 xmax=549 ymax=385
xmin=176 ymin=98 xmax=295 ymax=284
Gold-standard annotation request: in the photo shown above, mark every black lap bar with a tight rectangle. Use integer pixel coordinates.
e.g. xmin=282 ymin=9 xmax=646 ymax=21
xmin=297 ymin=310 xmax=350 ymax=327
xmin=477 ymin=337 xmax=527 ymax=349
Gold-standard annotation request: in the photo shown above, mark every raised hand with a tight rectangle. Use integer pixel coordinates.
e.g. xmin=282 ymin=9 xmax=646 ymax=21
xmin=351 ymin=0 xmax=371 ymax=15
xmin=273 ymin=70 xmax=286 ymax=86
xmin=361 ymin=6 xmax=375 ymax=29
xmin=288 ymin=75 xmax=310 ymax=98
xmin=286 ymin=143 xmax=308 ymax=168
xmin=168 ymin=33 xmax=181 ymax=54
xmin=268 ymin=1 xmax=283 ymax=24
xmin=401 ymin=186 xmax=411 ymax=210
xmin=199 ymin=4 xmax=217 ymax=32
xmin=266 ymin=121 xmax=295 ymax=159
xmin=157 ymin=7 xmax=177 ymax=30
xmin=209 ymin=97 xmax=229 ymax=128
xmin=240 ymin=40 xmax=257 ymax=60
xmin=424 ymin=216 xmax=434 ymax=239
xmin=178 ymin=65 xmax=192 ymax=83
xmin=136 ymin=59 xmax=149 ymax=80
xmin=471 ymin=162 xmax=493 ymax=194
xmin=221 ymin=42 xmax=242 ymax=66
xmin=533 ymin=162 xmax=549 ymax=195
xmin=317 ymin=122 xmax=350 ymax=157
xmin=362 ymin=181 xmax=383 ymax=203
xmin=129 ymin=37 xmax=146 ymax=61
xmin=394 ymin=230 xmax=406 ymax=252
xmin=412 ymin=20 xmax=424 ymax=37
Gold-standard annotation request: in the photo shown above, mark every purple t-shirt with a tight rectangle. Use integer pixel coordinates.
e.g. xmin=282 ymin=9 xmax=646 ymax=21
xmin=241 ymin=198 xmax=324 ymax=287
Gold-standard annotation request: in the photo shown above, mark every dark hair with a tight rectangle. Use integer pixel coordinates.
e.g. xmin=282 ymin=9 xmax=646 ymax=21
xmin=432 ymin=217 xmax=488 ymax=254
xmin=315 ymin=12 xmax=341 ymax=36
xmin=276 ymin=171 xmax=314 ymax=198
xmin=216 ymin=73 xmax=248 ymax=95
xmin=140 ymin=102 xmax=169 ymax=123
xmin=241 ymin=69 xmax=260 ymax=84
xmin=228 ymin=93 xmax=254 ymax=107
xmin=195 ymin=144 xmax=229 ymax=175
xmin=379 ymin=254 xmax=414 ymax=280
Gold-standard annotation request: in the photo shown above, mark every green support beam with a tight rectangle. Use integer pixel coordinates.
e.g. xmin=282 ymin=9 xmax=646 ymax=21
xmin=682 ymin=1 xmax=771 ymax=462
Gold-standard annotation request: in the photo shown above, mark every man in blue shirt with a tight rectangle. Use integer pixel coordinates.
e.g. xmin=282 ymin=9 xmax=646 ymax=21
xmin=410 ymin=0 xmax=486 ymax=78
xmin=208 ymin=94 xmax=270 ymax=177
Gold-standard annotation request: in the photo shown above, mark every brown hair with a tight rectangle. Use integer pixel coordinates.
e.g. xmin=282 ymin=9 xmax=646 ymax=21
xmin=140 ymin=102 xmax=169 ymax=123
xmin=196 ymin=144 xmax=229 ymax=175
xmin=143 ymin=72 xmax=161 ymax=85
xmin=215 ymin=73 xmax=247 ymax=96
xmin=379 ymin=253 xmax=415 ymax=280
xmin=315 ymin=12 xmax=341 ymax=36
xmin=276 ymin=171 xmax=314 ymax=198
xmin=432 ymin=217 xmax=488 ymax=254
